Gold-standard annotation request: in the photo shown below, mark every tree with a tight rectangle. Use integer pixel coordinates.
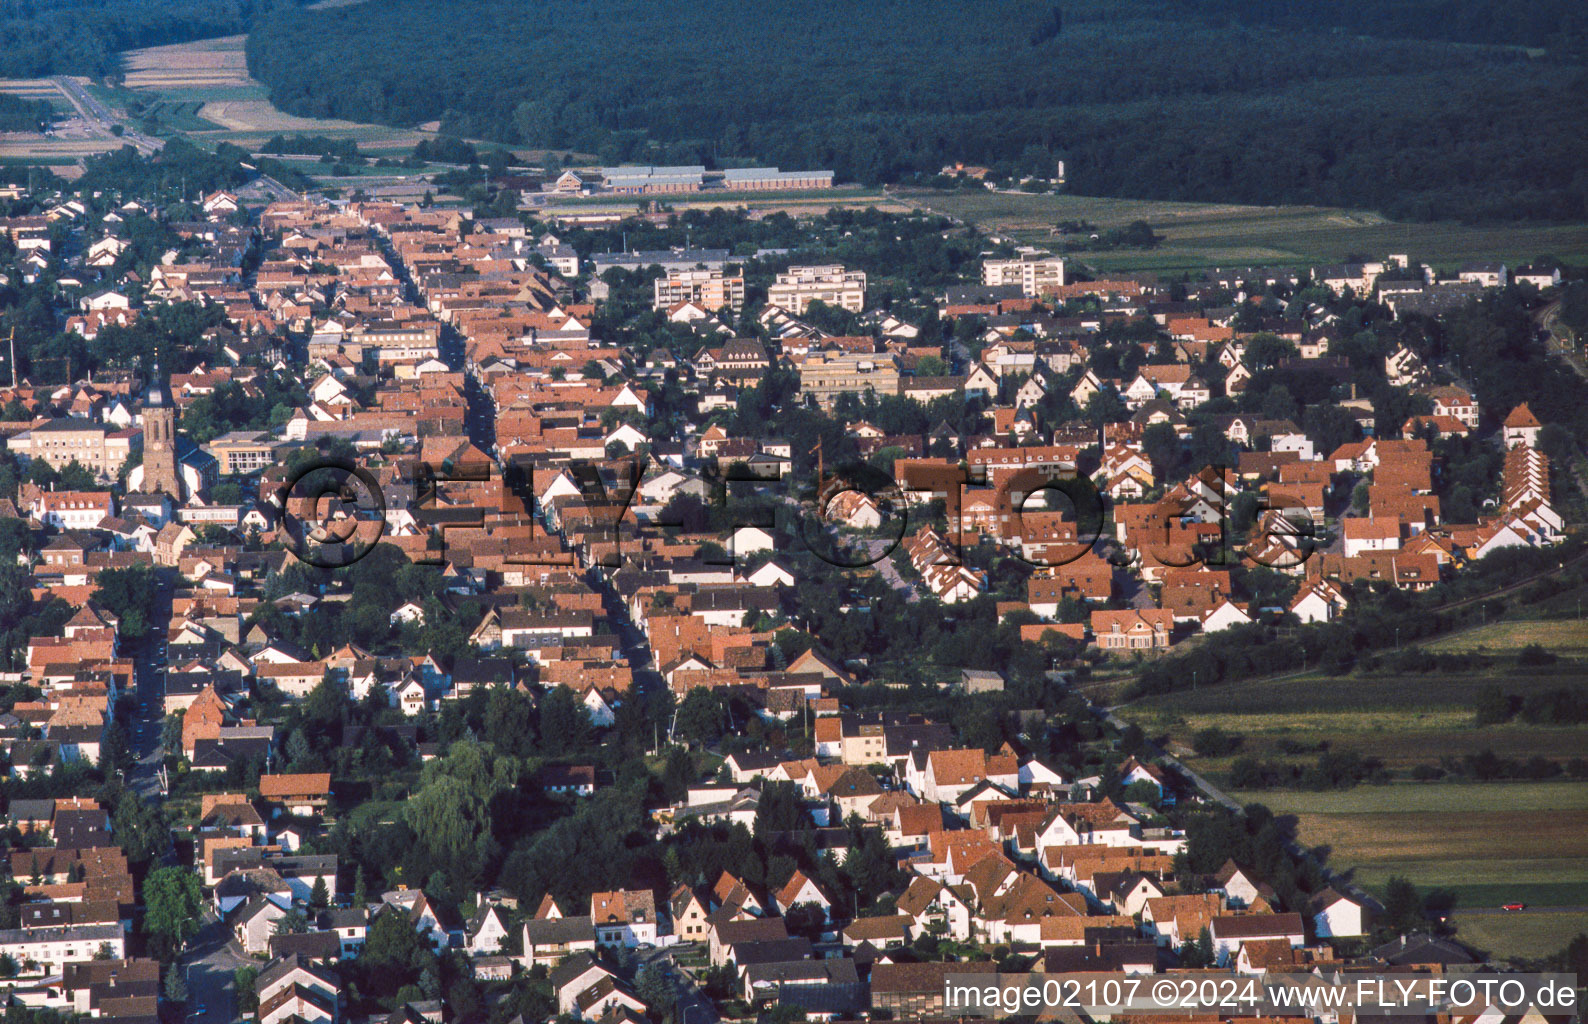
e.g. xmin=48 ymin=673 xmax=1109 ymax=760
xmin=275 ymin=909 xmax=310 ymax=934
xmin=636 ymin=963 xmax=677 ymax=1017
xmin=403 ymin=740 xmax=518 ymax=887
xmin=164 ymin=966 xmax=188 ymax=1004
xmin=1380 ymin=876 xmax=1423 ymax=935
xmin=57 ymin=459 xmax=97 ymax=489
xmin=144 ymin=867 xmax=203 ymax=960
xmin=98 ymin=720 xmax=132 ymax=773
xmin=112 ymin=790 xmax=168 ymax=869
xmin=160 ymin=711 xmax=185 ymax=756
xmin=1472 ymin=684 xmax=1514 ymax=726
xmin=1141 ymin=423 xmax=1182 ymax=477
xmin=92 ymin=564 xmax=158 ymax=640
xmin=674 ymin=687 xmax=726 ymax=746
xmin=1192 ymin=727 xmax=1241 ymax=757
xmin=310 ymin=876 xmax=330 ymax=909
xmin=235 ymin=967 xmax=259 ymax=1014
xmin=1242 ymin=333 xmax=1298 ymax=370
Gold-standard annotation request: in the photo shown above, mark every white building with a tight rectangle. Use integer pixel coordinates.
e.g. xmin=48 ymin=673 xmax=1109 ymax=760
xmin=982 ymin=251 xmax=1065 ymax=297
xmin=767 ymin=264 xmax=866 ymax=313
xmin=0 ymin=925 xmax=126 ymax=973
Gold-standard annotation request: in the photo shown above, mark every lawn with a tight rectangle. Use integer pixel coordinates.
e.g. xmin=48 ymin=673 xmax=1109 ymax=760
xmin=1449 ymin=911 xmax=1588 ymax=963
xmin=900 ymin=188 xmax=1588 ymax=274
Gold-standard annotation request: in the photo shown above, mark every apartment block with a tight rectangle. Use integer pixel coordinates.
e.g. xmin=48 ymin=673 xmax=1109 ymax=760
xmin=653 ymin=268 xmax=746 ymax=312
xmin=797 ymin=351 xmax=899 ymax=409
xmin=768 ymin=264 xmax=867 ymax=314
xmin=981 ymin=252 xmax=1065 ymax=297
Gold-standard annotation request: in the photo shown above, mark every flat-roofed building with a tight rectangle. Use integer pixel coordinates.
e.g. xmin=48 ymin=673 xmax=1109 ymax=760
xmin=769 ymin=264 xmax=866 ymax=314
xmin=719 ymin=167 xmax=834 ymax=191
xmin=598 ymin=165 xmax=705 ymax=194
xmin=654 ymin=269 xmax=746 ymax=312
xmin=205 ymin=431 xmax=283 ymax=476
xmin=797 ymin=351 xmax=899 ymax=410
xmin=982 ymin=251 xmax=1065 ymax=297
xmin=351 ymin=321 xmax=439 ymax=364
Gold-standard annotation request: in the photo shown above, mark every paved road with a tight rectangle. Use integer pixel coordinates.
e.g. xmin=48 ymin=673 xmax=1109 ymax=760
xmin=128 ymin=572 xmax=173 ymax=799
xmin=254 ymin=174 xmax=302 ymax=203
xmin=183 ymin=913 xmax=255 ymax=1024
xmin=1458 ymin=905 xmax=1588 ymax=917
xmin=51 ymin=76 xmax=159 ymax=154
xmin=643 ymin=944 xmax=720 ymax=1024
xmin=868 ymin=538 xmax=919 ymax=602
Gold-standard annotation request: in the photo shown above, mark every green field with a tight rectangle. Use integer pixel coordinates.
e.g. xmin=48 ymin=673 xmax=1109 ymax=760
xmin=1227 ymin=781 xmax=1588 ymax=960
xmin=1126 ymin=665 xmax=1588 ymax=774
xmin=1422 ymin=618 xmax=1588 ymax=654
xmin=1449 ymin=911 xmax=1588 ymax=962
xmin=901 ymin=189 xmax=1588 ymax=274
xmin=1237 ymin=781 xmax=1588 ymax=814
xmin=138 ymin=99 xmax=223 ymax=133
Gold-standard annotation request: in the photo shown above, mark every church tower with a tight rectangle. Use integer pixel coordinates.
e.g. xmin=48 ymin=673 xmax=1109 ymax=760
xmin=141 ymin=362 xmax=183 ymax=499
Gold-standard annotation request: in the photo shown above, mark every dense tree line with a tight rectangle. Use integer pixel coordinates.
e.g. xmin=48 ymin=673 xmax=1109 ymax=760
xmin=245 ymin=0 xmax=1588 ymax=221
xmin=0 ymin=0 xmax=304 ymax=79
xmin=1172 ymin=0 xmax=1588 ymax=51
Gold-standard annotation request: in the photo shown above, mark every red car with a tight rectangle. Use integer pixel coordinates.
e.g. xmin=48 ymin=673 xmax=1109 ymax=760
xmin=1501 ymin=902 xmax=1526 ymax=911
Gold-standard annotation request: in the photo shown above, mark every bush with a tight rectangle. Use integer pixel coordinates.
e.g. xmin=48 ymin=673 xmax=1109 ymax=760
xmin=1192 ymin=726 xmax=1242 ymax=757
xmin=1518 ymin=643 xmax=1558 ymax=666
xmin=1228 ymin=757 xmax=1276 ymax=790
xmin=1410 ymin=763 xmax=1444 ymax=781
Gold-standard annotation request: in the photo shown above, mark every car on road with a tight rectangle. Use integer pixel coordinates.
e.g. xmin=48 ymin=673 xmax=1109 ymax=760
xmin=1501 ymin=902 xmax=1526 ymax=911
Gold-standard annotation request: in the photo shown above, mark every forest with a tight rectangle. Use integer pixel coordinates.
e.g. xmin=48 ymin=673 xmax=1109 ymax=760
xmin=242 ymin=0 xmax=1588 ymax=222
xmin=0 ymin=0 xmax=304 ymax=79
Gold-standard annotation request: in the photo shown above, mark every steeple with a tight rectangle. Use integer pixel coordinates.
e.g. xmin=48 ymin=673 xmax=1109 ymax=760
xmin=144 ymin=360 xmax=170 ymax=408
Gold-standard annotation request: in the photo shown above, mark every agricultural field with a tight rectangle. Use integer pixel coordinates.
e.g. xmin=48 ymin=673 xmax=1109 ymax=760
xmin=1421 ymin=618 xmax=1588 ymax=655
xmin=1448 ymin=911 xmax=1588 ymax=963
xmin=116 ymin=35 xmax=436 ymax=154
xmin=1231 ymin=782 xmax=1588 ymax=960
xmin=0 ymin=78 xmax=73 ymax=112
xmin=900 ymin=188 xmax=1588 ymax=274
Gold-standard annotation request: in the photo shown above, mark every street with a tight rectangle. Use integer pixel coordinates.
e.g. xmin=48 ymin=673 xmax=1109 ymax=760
xmin=183 ymin=912 xmax=256 ymax=1024
xmin=127 ymin=572 xmax=173 ymax=799
xmin=639 ymin=944 xmax=719 ymax=1024
xmin=51 ymin=76 xmax=160 ymax=154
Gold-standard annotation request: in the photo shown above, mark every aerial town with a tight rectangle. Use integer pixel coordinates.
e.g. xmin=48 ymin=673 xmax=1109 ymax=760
xmin=0 ymin=147 xmax=1581 ymax=1024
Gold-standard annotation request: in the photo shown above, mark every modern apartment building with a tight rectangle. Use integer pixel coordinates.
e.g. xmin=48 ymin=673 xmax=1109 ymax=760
xmin=981 ymin=251 xmax=1065 ymax=297
xmin=797 ymin=351 xmax=899 ymax=409
xmin=653 ymin=268 xmax=746 ymax=312
xmin=768 ymin=264 xmax=867 ymax=314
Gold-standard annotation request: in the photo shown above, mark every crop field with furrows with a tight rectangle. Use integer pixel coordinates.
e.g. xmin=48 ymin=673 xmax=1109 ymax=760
xmin=1229 ymin=781 xmax=1588 ymax=959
